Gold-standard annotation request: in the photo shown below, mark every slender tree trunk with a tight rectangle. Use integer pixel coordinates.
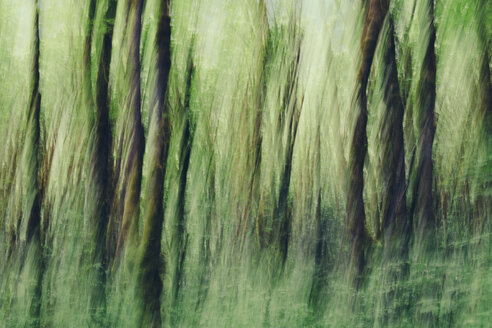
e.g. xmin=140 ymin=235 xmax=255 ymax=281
xmin=272 ymin=40 xmax=303 ymax=266
xmin=171 ymin=54 xmax=194 ymax=316
xmin=25 ymin=0 xmax=42 ymax=254
xmin=254 ymin=18 xmax=302 ymax=271
xmin=380 ymin=17 xmax=408 ymax=260
xmin=347 ymin=0 xmax=388 ymax=286
xmin=193 ymin=115 xmax=216 ymax=320
xmin=24 ymin=1 xmax=43 ymax=325
xmin=236 ymin=0 xmax=267 ymax=251
xmin=376 ymin=16 xmax=411 ymax=327
xmin=114 ymin=0 xmax=146 ymax=262
xmin=308 ymin=124 xmax=327 ymax=310
xmin=410 ymin=0 xmax=437 ymax=253
xmin=136 ymin=0 xmax=171 ymax=326
xmin=83 ymin=0 xmax=117 ymax=322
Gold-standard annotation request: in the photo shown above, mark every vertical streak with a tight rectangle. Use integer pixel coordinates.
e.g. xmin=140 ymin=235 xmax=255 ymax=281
xmin=238 ymin=0 xmax=267 ymax=251
xmin=410 ymin=0 xmax=437 ymax=251
xmin=84 ymin=0 xmax=117 ymax=322
xmin=378 ymin=16 xmax=409 ymax=327
xmin=114 ymin=0 xmax=146 ymax=261
xmin=171 ymin=54 xmax=194 ymax=315
xmin=475 ymin=0 xmax=492 ymax=231
xmin=380 ymin=17 xmax=408 ymax=259
xmin=25 ymin=0 xmax=42 ymax=246
xmin=137 ymin=0 xmax=171 ymax=326
xmin=24 ymin=0 xmax=43 ymax=325
xmin=346 ymin=0 xmax=388 ymax=285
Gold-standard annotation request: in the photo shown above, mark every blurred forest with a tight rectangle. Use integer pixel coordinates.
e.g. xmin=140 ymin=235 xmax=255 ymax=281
xmin=0 ymin=0 xmax=491 ymax=327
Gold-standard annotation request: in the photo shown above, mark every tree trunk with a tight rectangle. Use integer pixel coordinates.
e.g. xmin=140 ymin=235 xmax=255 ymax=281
xmin=410 ymin=0 xmax=437 ymax=253
xmin=375 ymin=15 xmax=411 ymax=326
xmin=24 ymin=1 xmax=43 ymax=325
xmin=170 ymin=54 xmax=194 ymax=319
xmin=83 ymin=0 xmax=117 ymax=322
xmin=234 ymin=0 xmax=268 ymax=252
xmin=347 ymin=0 xmax=388 ymax=286
xmin=114 ymin=0 xmax=146 ymax=263
xmin=380 ymin=17 xmax=408 ymax=260
xmin=136 ymin=0 xmax=171 ymax=326
xmin=272 ymin=40 xmax=303 ymax=266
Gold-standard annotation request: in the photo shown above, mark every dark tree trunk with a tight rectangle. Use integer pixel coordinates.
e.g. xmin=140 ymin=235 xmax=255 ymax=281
xmin=136 ymin=0 xmax=171 ymax=326
xmin=410 ymin=0 xmax=437 ymax=253
xmin=380 ymin=17 xmax=408 ymax=260
xmin=376 ymin=16 xmax=411 ymax=327
xmin=346 ymin=0 xmax=388 ymax=286
xmin=114 ymin=0 xmax=146 ymax=262
xmin=255 ymin=19 xmax=302 ymax=271
xmin=25 ymin=0 xmax=42 ymax=249
xmin=308 ymin=125 xmax=329 ymax=311
xmin=170 ymin=52 xmax=194 ymax=321
xmin=83 ymin=0 xmax=117 ymax=323
xmin=272 ymin=41 xmax=303 ymax=266
xmin=24 ymin=1 xmax=43 ymax=325
xmin=236 ymin=1 xmax=268 ymax=251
